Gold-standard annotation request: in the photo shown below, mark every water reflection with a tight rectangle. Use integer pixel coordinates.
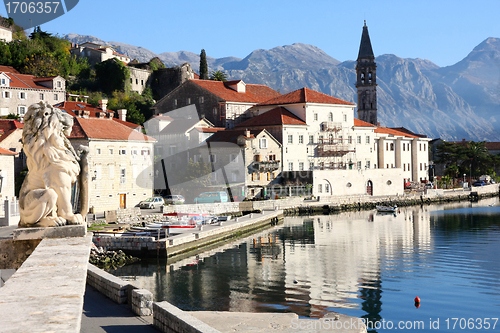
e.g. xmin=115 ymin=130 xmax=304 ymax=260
xmin=111 ymin=197 xmax=500 ymax=330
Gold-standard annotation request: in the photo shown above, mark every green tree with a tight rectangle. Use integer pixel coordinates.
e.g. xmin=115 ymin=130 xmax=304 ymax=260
xmin=95 ymin=58 xmax=130 ymax=94
xmin=199 ymin=49 xmax=208 ymax=80
xmin=209 ymin=70 xmax=227 ymax=81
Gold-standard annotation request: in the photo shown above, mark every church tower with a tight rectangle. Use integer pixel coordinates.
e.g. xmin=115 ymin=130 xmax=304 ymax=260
xmin=356 ymin=21 xmax=378 ymax=125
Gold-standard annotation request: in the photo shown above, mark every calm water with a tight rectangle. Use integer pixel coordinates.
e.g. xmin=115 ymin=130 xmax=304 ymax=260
xmin=111 ymin=198 xmax=500 ymax=332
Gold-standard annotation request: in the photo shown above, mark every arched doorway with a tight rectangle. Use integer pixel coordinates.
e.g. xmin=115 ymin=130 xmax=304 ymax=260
xmin=366 ymin=180 xmax=373 ymax=196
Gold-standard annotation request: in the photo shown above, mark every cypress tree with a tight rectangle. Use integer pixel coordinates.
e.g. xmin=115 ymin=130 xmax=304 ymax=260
xmin=199 ymin=49 xmax=208 ymax=80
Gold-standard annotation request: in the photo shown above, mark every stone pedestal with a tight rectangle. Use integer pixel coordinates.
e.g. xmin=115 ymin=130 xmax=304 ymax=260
xmin=13 ymin=224 xmax=87 ymax=240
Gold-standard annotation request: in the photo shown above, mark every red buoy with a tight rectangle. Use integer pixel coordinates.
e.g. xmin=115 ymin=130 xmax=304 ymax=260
xmin=414 ymin=296 xmax=420 ymax=303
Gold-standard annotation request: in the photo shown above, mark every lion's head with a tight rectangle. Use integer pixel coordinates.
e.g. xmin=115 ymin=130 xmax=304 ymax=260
xmin=22 ymin=101 xmax=80 ymax=180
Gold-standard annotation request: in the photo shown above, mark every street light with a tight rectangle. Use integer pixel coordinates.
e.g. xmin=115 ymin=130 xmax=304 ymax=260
xmin=463 ymin=174 xmax=466 ymax=185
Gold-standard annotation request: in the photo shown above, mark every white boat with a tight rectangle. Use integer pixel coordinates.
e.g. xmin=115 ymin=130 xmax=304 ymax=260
xmin=376 ymin=205 xmax=397 ymax=213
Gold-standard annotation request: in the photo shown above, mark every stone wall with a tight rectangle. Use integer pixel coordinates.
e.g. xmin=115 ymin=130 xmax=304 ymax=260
xmin=153 ymin=301 xmax=221 ymax=333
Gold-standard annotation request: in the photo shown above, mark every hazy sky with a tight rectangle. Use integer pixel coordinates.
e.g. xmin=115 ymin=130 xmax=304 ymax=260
xmin=2 ymin=0 xmax=498 ymax=67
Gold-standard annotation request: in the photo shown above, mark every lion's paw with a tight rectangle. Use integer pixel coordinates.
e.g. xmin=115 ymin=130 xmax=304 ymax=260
xmin=38 ymin=216 xmax=67 ymax=227
xmin=67 ymin=213 xmax=84 ymax=225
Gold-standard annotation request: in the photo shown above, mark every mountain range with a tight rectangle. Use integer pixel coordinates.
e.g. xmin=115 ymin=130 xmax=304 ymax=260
xmin=64 ymin=34 xmax=500 ymax=141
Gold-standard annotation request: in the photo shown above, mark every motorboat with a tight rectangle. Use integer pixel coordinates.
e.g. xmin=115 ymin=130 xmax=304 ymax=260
xmin=376 ymin=205 xmax=397 ymax=213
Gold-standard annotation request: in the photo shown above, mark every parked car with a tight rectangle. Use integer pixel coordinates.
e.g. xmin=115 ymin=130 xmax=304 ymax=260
xmin=139 ymin=197 xmax=165 ymax=209
xmin=163 ymin=195 xmax=185 ymax=205
xmin=473 ymin=181 xmax=486 ymax=187
xmin=194 ymin=191 xmax=229 ymax=204
xmin=424 ymin=183 xmax=434 ymax=189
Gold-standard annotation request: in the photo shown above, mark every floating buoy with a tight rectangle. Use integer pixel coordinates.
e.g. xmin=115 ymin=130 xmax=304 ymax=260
xmin=414 ymin=296 xmax=420 ymax=303
xmin=293 ymin=280 xmax=298 ymax=284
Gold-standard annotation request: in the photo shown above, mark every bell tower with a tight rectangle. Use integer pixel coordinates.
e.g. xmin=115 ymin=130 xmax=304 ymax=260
xmin=356 ymin=21 xmax=378 ymax=125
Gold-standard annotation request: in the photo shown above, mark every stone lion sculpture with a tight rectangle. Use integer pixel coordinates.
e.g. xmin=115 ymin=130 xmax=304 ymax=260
xmin=19 ymin=102 xmax=89 ymax=228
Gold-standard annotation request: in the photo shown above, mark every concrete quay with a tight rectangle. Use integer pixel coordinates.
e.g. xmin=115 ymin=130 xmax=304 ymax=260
xmin=93 ymin=209 xmax=283 ymax=258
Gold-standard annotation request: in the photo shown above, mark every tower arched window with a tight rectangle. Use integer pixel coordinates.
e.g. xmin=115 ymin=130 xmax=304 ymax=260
xmin=368 ymin=72 xmax=372 ymax=83
xmin=329 ymin=134 xmax=334 ymax=143
xmin=360 ymin=72 xmax=365 ymax=84
xmin=328 ymin=112 xmax=333 ymax=121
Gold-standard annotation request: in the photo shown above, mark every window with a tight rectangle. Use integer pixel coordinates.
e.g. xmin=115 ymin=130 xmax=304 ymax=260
xmin=19 ymin=92 xmax=26 ymax=99
xmin=390 ymin=143 xmax=394 ymax=151
xmin=187 ymin=98 xmax=191 ymax=104
xmin=130 ymin=78 xmax=133 ymax=84
xmin=310 ymin=162 xmax=314 ymax=170
xmin=174 ymin=99 xmax=177 ymax=106
xmin=136 ymin=79 xmax=138 ymax=84
xmin=309 ymin=135 xmax=314 ymax=144
xmin=254 ymin=154 xmax=261 ymax=162
xmin=348 ymin=136 xmax=352 ymax=144
xmin=357 ymin=161 xmax=361 ymax=169
xmin=267 ymin=172 xmax=271 ymax=181
xmin=299 ymin=135 xmax=304 ymax=144
xmin=268 ymin=154 xmax=276 ymax=161
xmin=318 ymin=184 xmax=322 ymax=193
xmin=386 ymin=143 xmax=389 ymax=151
xmin=132 ymin=149 xmax=138 ymax=155
xmin=120 ymin=168 xmax=126 ymax=185
xmin=39 ymin=93 xmax=44 ymax=100
xmin=357 ymin=136 xmax=362 ymax=144
xmin=419 ymin=143 xmax=422 ymax=151
xmin=403 ymin=143 xmax=406 ymax=151
xmin=54 ymin=94 xmax=58 ymax=101
xmin=314 ymin=113 xmax=318 ymax=121
xmin=420 ymin=163 xmax=423 ymax=171
xmin=17 ymin=106 xmax=26 ymax=115
xmin=141 ymin=79 xmax=144 ymax=86
xmin=328 ymin=112 xmax=333 ymax=121
xmin=169 ymin=146 xmax=177 ymax=156
xmin=299 ymin=162 xmax=304 ymax=171
xmin=366 ymin=136 xmax=370 ymax=144
xmin=199 ymin=96 xmax=204 ymax=103
xmin=119 ymin=149 xmax=127 ymax=155
xmin=319 ymin=162 xmax=324 ymax=170
xmin=108 ymin=165 xmax=114 ymax=179
xmin=96 ymin=148 xmax=101 ymax=155
xmin=288 ymin=162 xmax=293 ymax=171
xmin=57 ymin=81 xmax=61 ymax=88
xmin=3 ymin=91 xmax=10 ymax=98
xmin=404 ymin=164 xmax=406 ymax=171
xmin=141 ymin=149 xmax=150 ymax=156
xmin=325 ymin=184 xmax=330 ymax=193
xmin=259 ymin=138 xmax=268 ymax=149
xmin=288 ymin=135 xmax=293 ymax=144
xmin=252 ymin=173 xmax=260 ymax=181
xmin=109 ymin=148 xmax=114 ymax=155
xmin=343 ymin=114 xmax=347 ymax=122
xmin=0 ymin=78 xmax=5 ymax=85
xmin=366 ymin=161 xmax=370 ymax=169
xmin=424 ymin=144 xmax=426 ymax=151
xmin=95 ymin=165 xmax=102 ymax=180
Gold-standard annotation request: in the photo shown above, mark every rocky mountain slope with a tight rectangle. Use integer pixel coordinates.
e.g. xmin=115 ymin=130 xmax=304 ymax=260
xmin=64 ymin=34 xmax=500 ymax=141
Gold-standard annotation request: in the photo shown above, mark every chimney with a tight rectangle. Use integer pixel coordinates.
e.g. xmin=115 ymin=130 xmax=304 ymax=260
xmin=107 ymin=111 xmax=114 ymax=119
xmin=97 ymin=111 xmax=106 ymax=119
xmin=99 ymin=99 xmax=108 ymax=112
xmin=117 ymin=109 xmax=127 ymax=121
xmin=83 ymin=110 xmax=90 ymax=118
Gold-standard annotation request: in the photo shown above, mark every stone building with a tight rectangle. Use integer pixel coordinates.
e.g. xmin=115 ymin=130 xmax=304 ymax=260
xmin=205 ymin=128 xmax=282 ymax=199
xmin=150 ymin=63 xmax=197 ymax=100
xmin=68 ymin=116 xmax=156 ymax=212
xmin=151 ymin=79 xmax=281 ymax=128
xmin=70 ymin=42 xmax=130 ymax=66
xmin=0 ymin=25 xmax=12 ymax=43
xmin=0 ymin=66 xmax=66 ymax=118
xmin=0 ymin=147 xmax=16 ymax=201
xmin=0 ymin=119 xmax=24 ymax=177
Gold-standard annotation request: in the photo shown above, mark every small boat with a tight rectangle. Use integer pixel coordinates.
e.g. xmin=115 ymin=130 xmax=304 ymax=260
xmin=217 ymin=216 xmax=232 ymax=222
xmin=376 ymin=205 xmax=397 ymax=213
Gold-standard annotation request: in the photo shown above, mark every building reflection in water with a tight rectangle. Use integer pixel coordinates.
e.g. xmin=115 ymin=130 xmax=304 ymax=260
xmin=112 ymin=205 xmax=438 ymax=319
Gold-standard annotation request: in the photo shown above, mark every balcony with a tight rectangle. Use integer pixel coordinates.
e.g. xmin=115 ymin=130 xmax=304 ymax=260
xmin=317 ymin=143 xmax=353 ymax=157
xmin=254 ymin=160 xmax=281 ymax=172
xmin=321 ymin=122 xmax=342 ymax=132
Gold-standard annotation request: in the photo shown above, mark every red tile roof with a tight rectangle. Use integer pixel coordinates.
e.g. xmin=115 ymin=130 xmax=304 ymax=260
xmin=206 ymin=129 xmax=263 ymax=144
xmin=353 ymin=118 xmax=376 ymax=127
xmin=0 ymin=147 xmax=17 ymax=155
xmin=194 ymin=127 xmax=225 ymax=133
xmin=0 ymin=119 xmax=23 ymax=144
xmin=0 ymin=65 xmax=19 ymax=74
xmin=485 ymin=142 xmax=500 ymax=150
xmin=3 ymin=72 xmax=56 ymax=90
xmin=374 ymin=127 xmax=419 ymax=138
xmin=235 ymin=107 xmax=306 ymax=127
xmin=256 ymin=87 xmax=355 ymax=106
xmin=190 ymin=80 xmax=281 ymax=103
xmin=68 ymin=117 xmax=155 ymax=142
xmin=391 ymin=127 xmax=427 ymax=138
xmin=55 ymin=101 xmax=142 ymax=129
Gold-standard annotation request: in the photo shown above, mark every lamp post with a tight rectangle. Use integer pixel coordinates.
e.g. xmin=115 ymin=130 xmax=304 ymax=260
xmin=463 ymin=173 xmax=466 ymax=186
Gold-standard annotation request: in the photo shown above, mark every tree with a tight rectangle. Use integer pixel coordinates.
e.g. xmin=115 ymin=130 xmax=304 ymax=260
xmin=94 ymin=58 xmax=130 ymax=94
xmin=199 ymin=49 xmax=208 ymax=80
xmin=209 ymin=70 xmax=227 ymax=82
